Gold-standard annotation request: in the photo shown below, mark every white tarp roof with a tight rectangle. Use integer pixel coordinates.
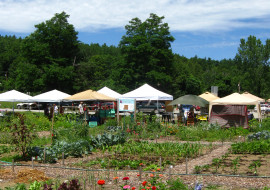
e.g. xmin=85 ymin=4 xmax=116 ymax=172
xmin=120 ymin=84 xmax=173 ymax=101
xmin=31 ymin=89 xmax=70 ymax=102
xmin=0 ymin=90 xmax=32 ymax=102
xmin=97 ymin=86 xmax=122 ymax=99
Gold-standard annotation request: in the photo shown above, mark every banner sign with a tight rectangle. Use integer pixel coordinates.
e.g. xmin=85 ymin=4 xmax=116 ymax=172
xmin=118 ymin=98 xmax=135 ymax=112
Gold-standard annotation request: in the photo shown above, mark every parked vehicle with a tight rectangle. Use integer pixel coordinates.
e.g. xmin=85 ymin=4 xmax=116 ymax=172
xmin=17 ymin=102 xmax=43 ymax=110
xmin=137 ymin=101 xmax=166 ymax=113
xmin=254 ymin=104 xmax=270 ymax=112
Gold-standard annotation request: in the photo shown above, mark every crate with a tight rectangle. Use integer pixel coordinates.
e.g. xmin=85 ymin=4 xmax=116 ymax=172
xmin=89 ymin=121 xmax=98 ymax=127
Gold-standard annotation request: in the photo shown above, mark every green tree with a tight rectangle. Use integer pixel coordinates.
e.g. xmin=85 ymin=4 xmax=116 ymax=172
xmin=119 ymin=13 xmax=175 ymax=92
xmin=20 ymin=12 xmax=79 ymax=93
xmin=235 ymin=35 xmax=270 ymax=98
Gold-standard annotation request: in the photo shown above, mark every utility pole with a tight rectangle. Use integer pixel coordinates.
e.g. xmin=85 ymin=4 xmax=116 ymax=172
xmin=238 ymin=82 xmax=241 ymax=93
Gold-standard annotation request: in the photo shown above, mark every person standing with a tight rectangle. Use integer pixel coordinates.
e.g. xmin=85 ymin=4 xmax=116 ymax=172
xmin=54 ymin=104 xmax=58 ymax=114
xmin=78 ymin=102 xmax=84 ymax=114
xmin=60 ymin=105 xmax=64 ymax=115
xmin=44 ymin=104 xmax=49 ymax=118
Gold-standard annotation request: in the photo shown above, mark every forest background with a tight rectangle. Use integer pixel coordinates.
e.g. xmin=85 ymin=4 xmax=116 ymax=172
xmin=0 ymin=12 xmax=270 ymax=99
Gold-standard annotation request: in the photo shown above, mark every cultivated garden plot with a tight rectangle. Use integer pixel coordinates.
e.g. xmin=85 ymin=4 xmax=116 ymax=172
xmin=195 ymin=153 xmax=270 ymax=176
xmin=1 ymin=112 xmax=270 ymax=189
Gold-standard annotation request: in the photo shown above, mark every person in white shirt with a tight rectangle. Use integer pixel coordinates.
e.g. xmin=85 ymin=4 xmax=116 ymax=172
xmin=78 ymin=102 xmax=84 ymax=114
xmin=54 ymin=104 xmax=58 ymax=114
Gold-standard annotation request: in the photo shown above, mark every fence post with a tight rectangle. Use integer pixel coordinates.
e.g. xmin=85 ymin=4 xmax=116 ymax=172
xmin=139 ymin=166 xmax=142 ymax=181
xmin=12 ymin=159 xmax=14 ymax=172
xmin=62 ymin=152 xmax=65 ymax=166
xmin=159 ymin=157 xmax=162 ymax=168
xmin=43 ymin=148 xmax=46 ymax=163
xmin=185 ymin=157 xmax=188 ymax=174
xmin=31 ymin=157 xmax=34 ymax=168
xmin=169 ymin=165 xmax=173 ymax=180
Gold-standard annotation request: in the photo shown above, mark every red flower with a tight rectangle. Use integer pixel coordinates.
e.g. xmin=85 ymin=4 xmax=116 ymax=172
xmin=132 ymin=187 xmax=136 ymax=190
xmin=122 ymin=177 xmax=129 ymax=180
xmin=142 ymin=181 xmax=147 ymax=186
xmin=97 ymin=179 xmax=105 ymax=185
xmin=152 ymin=186 xmax=156 ymax=190
xmin=52 ymin=134 xmax=54 ymax=137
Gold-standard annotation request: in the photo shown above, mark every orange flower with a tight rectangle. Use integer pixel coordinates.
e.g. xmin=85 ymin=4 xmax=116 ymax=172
xmin=159 ymin=174 xmax=163 ymax=177
xmin=113 ymin=177 xmax=119 ymax=180
xmin=157 ymin=168 xmax=160 ymax=171
xmin=150 ymin=174 xmax=154 ymax=177
xmin=146 ymin=187 xmax=150 ymax=189
xmin=139 ymin=163 xmax=143 ymax=166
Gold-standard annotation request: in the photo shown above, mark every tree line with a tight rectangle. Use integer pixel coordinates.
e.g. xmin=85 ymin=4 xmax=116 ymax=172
xmin=0 ymin=12 xmax=270 ymax=99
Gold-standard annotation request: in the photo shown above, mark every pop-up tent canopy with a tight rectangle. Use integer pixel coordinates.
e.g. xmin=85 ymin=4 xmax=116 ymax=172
xmin=97 ymin=87 xmax=121 ymax=99
xmin=120 ymin=84 xmax=173 ymax=101
xmin=31 ymin=89 xmax=70 ymax=102
xmin=0 ymin=90 xmax=32 ymax=102
xmin=241 ymin=92 xmax=265 ymax=102
xmin=64 ymin=89 xmax=116 ymax=101
xmin=209 ymin=93 xmax=261 ymax=128
xmin=0 ymin=90 xmax=32 ymax=112
xmin=199 ymin=92 xmax=219 ymax=102
xmin=168 ymin=94 xmax=209 ymax=107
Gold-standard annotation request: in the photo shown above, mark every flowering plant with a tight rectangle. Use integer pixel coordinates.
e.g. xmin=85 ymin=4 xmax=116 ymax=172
xmin=97 ymin=179 xmax=105 ymax=185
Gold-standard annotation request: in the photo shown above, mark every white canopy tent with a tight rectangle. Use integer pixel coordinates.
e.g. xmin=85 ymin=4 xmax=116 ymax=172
xmin=31 ymin=89 xmax=70 ymax=102
xmin=0 ymin=90 xmax=32 ymax=102
xmin=0 ymin=90 xmax=32 ymax=112
xmin=97 ymin=86 xmax=122 ymax=99
xmin=120 ymin=84 xmax=173 ymax=101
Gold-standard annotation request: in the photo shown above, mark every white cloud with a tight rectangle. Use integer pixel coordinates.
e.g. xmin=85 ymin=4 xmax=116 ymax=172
xmin=0 ymin=0 xmax=269 ymax=33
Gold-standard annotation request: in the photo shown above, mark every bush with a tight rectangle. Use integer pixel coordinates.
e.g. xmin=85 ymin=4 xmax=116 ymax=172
xmin=247 ymin=131 xmax=270 ymax=141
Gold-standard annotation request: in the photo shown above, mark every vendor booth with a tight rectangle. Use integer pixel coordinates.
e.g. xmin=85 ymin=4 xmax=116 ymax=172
xmin=64 ymin=89 xmax=116 ymax=126
xmin=209 ymin=93 xmax=261 ymax=128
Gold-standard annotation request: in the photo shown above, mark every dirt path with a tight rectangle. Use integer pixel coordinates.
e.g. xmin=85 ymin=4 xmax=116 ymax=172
xmin=169 ymin=144 xmax=231 ymax=174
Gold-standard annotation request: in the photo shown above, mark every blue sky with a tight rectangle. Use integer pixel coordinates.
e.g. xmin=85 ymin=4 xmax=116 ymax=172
xmin=0 ymin=0 xmax=269 ymax=60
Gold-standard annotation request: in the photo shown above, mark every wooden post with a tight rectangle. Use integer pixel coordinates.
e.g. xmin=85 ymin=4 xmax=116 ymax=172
xmin=169 ymin=165 xmax=172 ymax=179
xmin=12 ymin=159 xmax=14 ymax=172
xmin=185 ymin=157 xmax=188 ymax=174
xmin=31 ymin=157 xmax=34 ymax=168
xmin=134 ymin=99 xmax=136 ymax=123
xmin=62 ymin=152 xmax=65 ymax=166
xmin=43 ymin=148 xmax=46 ymax=163
xmin=117 ymin=99 xmax=119 ymax=124
xmin=51 ymin=110 xmax=54 ymax=144
xmin=139 ymin=166 xmax=142 ymax=181
xmin=159 ymin=157 xmax=162 ymax=168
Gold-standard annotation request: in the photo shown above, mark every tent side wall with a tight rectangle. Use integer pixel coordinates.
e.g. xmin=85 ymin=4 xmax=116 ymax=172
xmin=209 ymin=105 xmax=248 ymax=128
